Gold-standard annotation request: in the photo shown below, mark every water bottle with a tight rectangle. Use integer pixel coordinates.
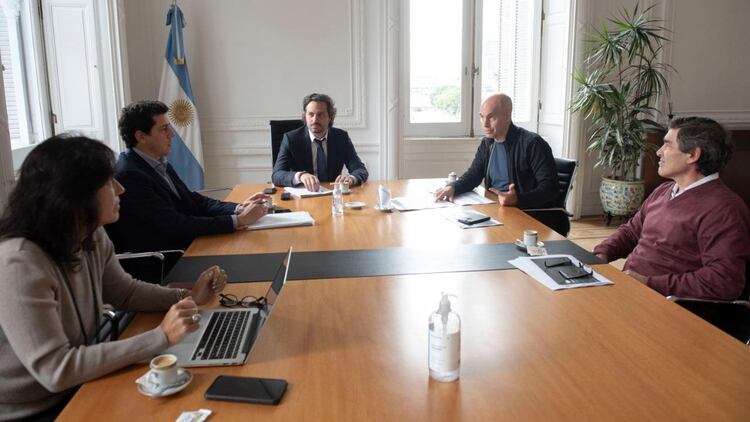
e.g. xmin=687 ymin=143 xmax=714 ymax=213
xmin=332 ymin=182 xmax=344 ymax=216
xmin=428 ymin=293 xmax=460 ymax=382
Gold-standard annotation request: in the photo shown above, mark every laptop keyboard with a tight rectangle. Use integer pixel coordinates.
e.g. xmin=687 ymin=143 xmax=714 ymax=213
xmin=192 ymin=310 xmax=253 ymax=361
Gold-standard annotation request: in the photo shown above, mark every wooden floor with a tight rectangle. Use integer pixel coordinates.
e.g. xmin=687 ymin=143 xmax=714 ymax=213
xmin=568 ymin=216 xmax=626 ymax=270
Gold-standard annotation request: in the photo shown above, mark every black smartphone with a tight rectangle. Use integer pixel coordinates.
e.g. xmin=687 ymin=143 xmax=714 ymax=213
xmin=205 ymin=375 xmax=287 ymax=405
xmin=263 ymin=187 xmax=277 ymax=195
xmin=457 ymin=212 xmax=490 ymax=225
xmin=280 ymin=192 xmax=292 ymax=200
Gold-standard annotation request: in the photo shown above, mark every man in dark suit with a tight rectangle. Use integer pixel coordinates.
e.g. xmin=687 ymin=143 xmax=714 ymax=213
xmin=107 ymin=100 xmax=267 ymax=253
xmin=272 ymin=93 xmax=368 ymax=191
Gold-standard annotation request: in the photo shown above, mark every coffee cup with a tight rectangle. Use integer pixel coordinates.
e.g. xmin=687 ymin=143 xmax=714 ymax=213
xmin=523 ymin=230 xmax=538 ymax=248
xmin=148 ymin=354 xmax=180 ymax=388
xmin=341 ymin=181 xmax=351 ymax=194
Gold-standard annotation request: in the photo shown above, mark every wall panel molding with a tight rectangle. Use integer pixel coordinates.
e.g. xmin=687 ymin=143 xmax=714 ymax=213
xmin=673 ymin=109 xmax=750 ymax=129
xmin=201 ymin=0 xmax=365 ymax=133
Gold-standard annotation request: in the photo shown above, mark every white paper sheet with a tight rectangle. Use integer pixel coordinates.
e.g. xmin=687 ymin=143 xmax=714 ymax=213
xmin=391 ymin=195 xmax=457 ymax=211
xmin=452 ymin=191 xmax=496 ymax=205
xmin=509 ymin=254 xmax=614 ymax=290
xmin=244 ymin=211 xmax=315 ymax=230
xmin=284 ymin=186 xmax=332 ymax=198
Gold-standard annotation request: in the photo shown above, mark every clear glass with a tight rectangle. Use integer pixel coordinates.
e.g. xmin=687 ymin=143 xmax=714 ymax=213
xmin=409 ymin=0 xmax=463 ymax=123
xmin=332 ymin=183 xmax=344 ymax=216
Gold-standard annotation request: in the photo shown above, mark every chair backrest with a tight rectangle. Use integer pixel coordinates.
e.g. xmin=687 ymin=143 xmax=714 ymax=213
xmin=270 ymin=119 xmax=305 ymax=166
xmin=554 ymin=157 xmax=577 ymax=209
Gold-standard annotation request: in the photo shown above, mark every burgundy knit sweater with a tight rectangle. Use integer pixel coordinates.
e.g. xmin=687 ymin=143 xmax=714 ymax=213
xmin=594 ymin=179 xmax=750 ymax=299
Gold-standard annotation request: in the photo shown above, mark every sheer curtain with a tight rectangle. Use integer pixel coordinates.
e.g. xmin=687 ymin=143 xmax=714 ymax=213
xmin=0 ymin=51 xmax=14 ymax=210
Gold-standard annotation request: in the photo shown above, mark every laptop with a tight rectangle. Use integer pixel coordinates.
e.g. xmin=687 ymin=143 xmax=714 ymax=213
xmin=164 ymin=247 xmax=292 ymax=367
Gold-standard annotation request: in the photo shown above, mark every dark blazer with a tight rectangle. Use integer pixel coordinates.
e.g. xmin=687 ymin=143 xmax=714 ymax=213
xmin=271 ymin=126 xmax=368 ymax=186
xmin=106 ymin=149 xmax=238 ymax=253
xmin=451 ymin=123 xmax=559 ymax=209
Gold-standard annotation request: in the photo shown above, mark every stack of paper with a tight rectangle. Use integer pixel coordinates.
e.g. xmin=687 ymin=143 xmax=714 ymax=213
xmin=509 ymin=254 xmax=613 ymax=290
xmin=244 ymin=211 xmax=315 ymax=230
xmin=284 ymin=186 xmax=332 ymax=198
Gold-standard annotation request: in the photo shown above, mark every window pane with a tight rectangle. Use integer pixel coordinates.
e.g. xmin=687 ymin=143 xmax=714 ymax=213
xmin=481 ymin=0 xmax=534 ymax=122
xmin=409 ymin=0 xmax=463 ymax=123
xmin=0 ymin=5 xmax=30 ymax=149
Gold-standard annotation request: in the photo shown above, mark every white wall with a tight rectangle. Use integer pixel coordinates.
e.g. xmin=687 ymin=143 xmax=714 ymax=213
xmin=122 ymin=0 xmax=385 ymax=188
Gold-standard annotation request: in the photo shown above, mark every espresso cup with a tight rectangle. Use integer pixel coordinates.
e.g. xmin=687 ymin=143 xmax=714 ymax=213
xmin=523 ymin=230 xmax=538 ymax=248
xmin=148 ymin=354 xmax=179 ymax=388
xmin=341 ymin=181 xmax=351 ymax=194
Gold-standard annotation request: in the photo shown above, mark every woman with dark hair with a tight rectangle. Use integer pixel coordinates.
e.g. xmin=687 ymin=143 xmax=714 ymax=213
xmin=0 ymin=135 xmax=226 ymax=420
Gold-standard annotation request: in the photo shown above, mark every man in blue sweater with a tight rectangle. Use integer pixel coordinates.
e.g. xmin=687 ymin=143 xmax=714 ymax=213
xmin=434 ymin=94 xmax=559 ymax=219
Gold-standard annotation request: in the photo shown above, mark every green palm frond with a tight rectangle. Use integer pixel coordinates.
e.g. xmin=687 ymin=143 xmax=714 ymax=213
xmin=570 ymin=2 xmax=674 ymax=180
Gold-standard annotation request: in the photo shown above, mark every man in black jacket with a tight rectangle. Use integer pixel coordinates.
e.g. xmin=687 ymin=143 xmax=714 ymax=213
xmin=107 ymin=101 xmax=268 ymax=253
xmin=435 ymin=93 xmax=559 ymax=213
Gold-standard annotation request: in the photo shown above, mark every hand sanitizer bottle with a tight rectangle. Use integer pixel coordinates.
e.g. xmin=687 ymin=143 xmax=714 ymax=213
xmin=428 ymin=293 xmax=460 ymax=382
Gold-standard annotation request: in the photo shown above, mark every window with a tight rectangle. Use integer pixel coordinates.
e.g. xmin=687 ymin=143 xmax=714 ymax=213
xmin=0 ymin=2 xmax=32 ymax=149
xmin=1 ymin=0 xmax=123 ymax=171
xmin=405 ymin=0 xmax=543 ymax=137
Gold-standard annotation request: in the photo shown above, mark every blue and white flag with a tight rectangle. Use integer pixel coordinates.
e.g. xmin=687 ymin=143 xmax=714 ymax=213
xmin=159 ymin=4 xmax=204 ymax=190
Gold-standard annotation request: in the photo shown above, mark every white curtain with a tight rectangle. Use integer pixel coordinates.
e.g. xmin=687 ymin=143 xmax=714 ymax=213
xmin=0 ymin=49 xmax=15 ymax=211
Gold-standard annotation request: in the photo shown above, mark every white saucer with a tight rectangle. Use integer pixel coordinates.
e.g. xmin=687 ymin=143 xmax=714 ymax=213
xmin=374 ymin=204 xmax=394 ymax=212
xmin=345 ymin=201 xmax=366 ymax=209
xmin=514 ymin=239 xmax=544 ymax=251
xmin=136 ymin=368 xmax=192 ymax=398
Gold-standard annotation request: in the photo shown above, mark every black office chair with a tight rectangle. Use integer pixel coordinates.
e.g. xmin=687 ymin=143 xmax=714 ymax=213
xmin=667 ymin=262 xmax=750 ymax=346
xmin=269 ymin=119 xmax=305 ymax=166
xmin=524 ymin=157 xmax=578 ymax=236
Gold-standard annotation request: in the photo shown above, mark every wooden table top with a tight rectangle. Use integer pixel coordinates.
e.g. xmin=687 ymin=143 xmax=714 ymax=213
xmin=185 ymin=179 xmax=566 ymax=256
xmin=59 ymin=266 xmax=750 ymax=421
xmin=58 ymin=179 xmax=750 ymax=421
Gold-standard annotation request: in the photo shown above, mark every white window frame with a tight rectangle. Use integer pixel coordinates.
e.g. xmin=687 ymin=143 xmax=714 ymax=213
xmin=4 ymin=0 xmax=127 ymax=171
xmin=402 ymin=0 xmax=544 ymax=139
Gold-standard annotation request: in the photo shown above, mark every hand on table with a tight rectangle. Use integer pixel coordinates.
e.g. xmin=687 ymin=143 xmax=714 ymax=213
xmin=237 ymin=201 xmax=267 ymax=226
xmin=434 ymin=185 xmax=455 ymax=202
xmin=237 ymin=192 xmax=268 ymax=214
xmin=300 ymin=173 xmax=321 ymax=192
xmin=335 ymin=174 xmax=356 ymax=186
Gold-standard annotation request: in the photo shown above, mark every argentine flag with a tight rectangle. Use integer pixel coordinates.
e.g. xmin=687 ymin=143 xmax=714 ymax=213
xmin=159 ymin=4 xmax=204 ymax=190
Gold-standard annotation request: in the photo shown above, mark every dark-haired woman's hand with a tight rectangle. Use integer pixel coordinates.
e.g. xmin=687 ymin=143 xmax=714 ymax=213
xmin=160 ymin=298 xmax=200 ymax=346
xmin=190 ymin=265 xmax=227 ymax=305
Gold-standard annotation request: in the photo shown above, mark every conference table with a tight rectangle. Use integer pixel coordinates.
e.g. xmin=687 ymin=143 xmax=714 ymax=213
xmin=59 ymin=179 xmax=750 ymax=421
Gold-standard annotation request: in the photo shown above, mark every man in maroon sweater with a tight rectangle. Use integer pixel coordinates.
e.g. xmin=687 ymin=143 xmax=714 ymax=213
xmin=594 ymin=117 xmax=750 ymax=300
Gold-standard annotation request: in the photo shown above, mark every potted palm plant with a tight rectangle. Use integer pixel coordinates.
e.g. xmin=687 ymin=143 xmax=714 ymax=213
xmin=571 ymin=3 xmax=673 ymax=223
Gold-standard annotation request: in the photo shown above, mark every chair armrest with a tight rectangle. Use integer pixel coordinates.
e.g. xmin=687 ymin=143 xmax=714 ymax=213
xmin=116 ymin=251 xmax=166 ymax=262
xmin=666 ymin=296 xmax=750 ymax=306
xmin=522 ymin=207 xmax=573 ymax=217
xmin=116 ymin=250 xmax=184 ymax=285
